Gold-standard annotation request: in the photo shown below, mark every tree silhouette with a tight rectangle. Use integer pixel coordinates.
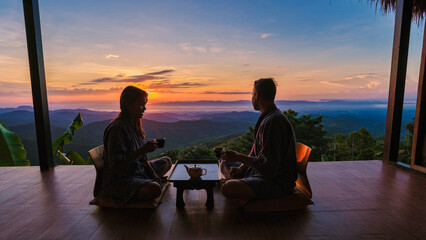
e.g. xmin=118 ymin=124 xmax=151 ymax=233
xmin=283 ymin=109 xmax=328 ymax=161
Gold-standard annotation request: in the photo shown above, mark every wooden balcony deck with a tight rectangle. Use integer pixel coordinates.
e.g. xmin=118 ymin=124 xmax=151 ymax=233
xmin=0 ymin=160 xmax=424 ymax=240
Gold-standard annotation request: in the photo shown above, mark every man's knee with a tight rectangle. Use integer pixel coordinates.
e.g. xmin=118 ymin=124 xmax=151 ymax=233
xmin=222 ymin=180 xmax=256 ymax=199
xmin=222 ymin=180 xmax=243 ymax=198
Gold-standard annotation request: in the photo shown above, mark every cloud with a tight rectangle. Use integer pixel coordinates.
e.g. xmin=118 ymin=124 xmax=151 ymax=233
xmin=91 ymin=77 xmax=116 ymax=83
xmin=203 ymin=91 xmax=251 ymax=95
xmin=179 ymin=42 xmax=192 ymax=52
xmin=362 ymin=81 xmax=381 ymax=89
xmin=194 ymin=46 xmax=207 ymax=53
xmin=0 ymin=55 xmax=22 ymax=65
xmin=95 ymin=44 xmax=113 ymax=49
xmin=152 ymin=89 xmax=183 ymax=93
xmin=344 ymin=73 xmax=378 ymax=80
xmin=147 ymin=70 xmax=175 ymax=75
xmin=146 ymin=80 xmax=207 ymax=89
xmin=260 ymin=33 xmax=273 ymax=39
xmin=299 ymin=79 xmax=315 ymax=82
xmin=209 ymin=47 xmax=224 ymax=53
xmin=0 ymin=21 xmax=26 ymax=48
xmin=47 ymin=87 xmax=123 ymax=96
xmin=0 ymin=90 xmax=31 ymax=96
xmin=105 ymin=54 xmax=119 ymax=59
xmin=320 ymin=81 xmax=345 ymax=87
xmin=179 ymin=42 xmax=223 ymax=53
xmin=321 ymin=73 xmax=384 ymax=89
xmin=81 ymin=69 xmax=175 ymax=85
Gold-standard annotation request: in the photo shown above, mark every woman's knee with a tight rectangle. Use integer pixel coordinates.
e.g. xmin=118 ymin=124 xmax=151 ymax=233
xmin=138 ymin=182 xmax=162 ymax=200
xmin=163 ymin=156 xmax=172 ymax=170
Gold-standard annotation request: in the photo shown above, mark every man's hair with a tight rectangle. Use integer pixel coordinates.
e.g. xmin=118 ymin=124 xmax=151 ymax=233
xmin=254 ymin=78 xmax=277 ymax=101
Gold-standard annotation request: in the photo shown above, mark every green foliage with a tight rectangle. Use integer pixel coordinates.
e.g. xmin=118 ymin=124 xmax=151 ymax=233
xmin=328 ymin=128 xmax=381 ymax=161
xmin=155 ymin=110 xmax=390 ymax=163
xmin=58 ymin=150 xmax=90 ymax=165
xmin=283 ymin=109 xmax=329 ymax=161
xmin=52 ymin=113 xmax=92 ymax=165
xmin=178 ymin=145 xmax=216 ymax=160
xmin=52 ymin=113 xmax=83 ymax=160
xmin=372 ymin=137 xmax=384 ymax=159
xmin=213 ymin=109 xmax=329 ymax=161
xmin=219 ymin=126 xmax=254 ymax=155
xmin=159 ymin=148 xmax=180 ymax=163
xmin=0 ymin=122 xmax=30 ymax=166
xmin=158 ymin=145 xmax=216 ymax=163
xmin=321 ymin=154 xmax=329 ymax=162
xmin=357 ymin=148 xmax=375 ymax=160
xmin=398 ymin=118 xmax=415 ymax=164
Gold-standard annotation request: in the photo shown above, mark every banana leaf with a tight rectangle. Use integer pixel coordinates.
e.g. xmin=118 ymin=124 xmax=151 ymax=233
xmin=0 ymin=122 xmax=29 ymax=166
xmin=57 ymin=150 xmax=88 ymax=165
xmin=52 ymin=113 xmax=83 ymax=159
xmin=66 ymin=150 xmax=88 ymax=165
xmin=87 ymin=156 xmax=93 ymax=165
xmin=57 ymin=151 xmax=72 ymax=165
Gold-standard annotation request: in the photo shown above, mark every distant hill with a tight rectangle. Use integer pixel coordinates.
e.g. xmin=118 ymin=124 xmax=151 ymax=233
xmin=0 ymin=109 xmax=118 ymax=128
xmin=9 ymin=118 xmax=253 ymax=166
xmin=1 ymin=102 xmax=417 ymax=165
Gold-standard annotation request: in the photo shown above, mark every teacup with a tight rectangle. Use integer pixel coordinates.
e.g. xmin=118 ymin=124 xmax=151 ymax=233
xmin=155 ymin=138 xmax=166 ymax=148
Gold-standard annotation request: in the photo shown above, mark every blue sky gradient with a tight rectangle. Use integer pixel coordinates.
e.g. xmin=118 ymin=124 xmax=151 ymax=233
xmin=0 ymin=0 xmax=424 ymax=110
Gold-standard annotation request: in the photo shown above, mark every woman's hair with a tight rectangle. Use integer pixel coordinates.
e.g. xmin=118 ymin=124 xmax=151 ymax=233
xmin=114 ymin=86 xmax=148 ymax=137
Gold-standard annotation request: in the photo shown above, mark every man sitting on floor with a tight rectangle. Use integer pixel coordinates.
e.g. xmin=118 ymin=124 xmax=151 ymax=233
xmin=220 ymin=78 xmax=297 ymax=207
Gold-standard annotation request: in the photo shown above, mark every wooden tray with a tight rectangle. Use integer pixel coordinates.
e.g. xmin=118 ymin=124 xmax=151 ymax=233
xmin=168 ymin=159 xmax=221 ymax=183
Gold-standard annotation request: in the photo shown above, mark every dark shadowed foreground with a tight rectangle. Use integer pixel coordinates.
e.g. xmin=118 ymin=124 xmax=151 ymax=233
xmin=0 ymin=161 xmax=424 ymax=239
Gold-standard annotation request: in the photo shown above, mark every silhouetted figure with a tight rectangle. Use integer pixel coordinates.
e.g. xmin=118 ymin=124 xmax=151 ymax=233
xmin=220 ymin=78 xmax=297 ymax=207
xmin=102 ymin=86 xmax=171 ymax=207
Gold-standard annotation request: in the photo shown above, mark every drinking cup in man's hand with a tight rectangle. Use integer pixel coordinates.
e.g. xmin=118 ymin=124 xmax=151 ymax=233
xmin=214 ymin=147 xmax=224 ymax=159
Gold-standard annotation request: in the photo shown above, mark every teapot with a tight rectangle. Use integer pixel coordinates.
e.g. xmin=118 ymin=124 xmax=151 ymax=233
xmin=184 ymin=164 xmax=207 ymax=178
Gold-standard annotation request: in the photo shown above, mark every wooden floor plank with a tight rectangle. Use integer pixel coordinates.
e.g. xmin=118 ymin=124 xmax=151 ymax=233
xmin=0 ymin=161 xmax=424 ymax=239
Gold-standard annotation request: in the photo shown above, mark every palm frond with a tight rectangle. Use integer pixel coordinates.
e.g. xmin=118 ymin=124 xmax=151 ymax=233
xmin=369 ymin=0 xmax=426 ymax=24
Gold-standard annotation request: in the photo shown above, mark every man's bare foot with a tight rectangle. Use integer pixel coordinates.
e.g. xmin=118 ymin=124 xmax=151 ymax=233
xmin=226 ymin=198 xmax=249 ymax=208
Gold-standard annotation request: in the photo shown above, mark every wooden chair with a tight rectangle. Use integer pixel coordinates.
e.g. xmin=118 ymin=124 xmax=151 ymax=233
xmin=88 ymin=145 xmax=104 ymax=198
xmin=88 ymin=145 xmax=169 ymax=208
xmin=243 ymin=142 xmax=313 ymax=212
xmin=295 ymin=142 xmax=312 ymax=198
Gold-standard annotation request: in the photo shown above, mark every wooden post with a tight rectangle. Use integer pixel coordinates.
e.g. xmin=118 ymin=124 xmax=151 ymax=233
xmin=22 ymin=0 xmax=54 ymax=170
xmin=411 ymin=21 xmax=426 ymax=173
xmin=383 ymin=0 xmax=413 ymax=164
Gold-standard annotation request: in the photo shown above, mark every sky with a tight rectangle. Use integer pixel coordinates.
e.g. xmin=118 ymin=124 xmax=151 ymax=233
xmin=0 ymin=0 xmax=424 ymax=110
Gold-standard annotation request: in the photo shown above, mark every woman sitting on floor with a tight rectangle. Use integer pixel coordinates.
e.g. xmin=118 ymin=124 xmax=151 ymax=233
xmin=101 ymin=86 xmax=172 ymax=207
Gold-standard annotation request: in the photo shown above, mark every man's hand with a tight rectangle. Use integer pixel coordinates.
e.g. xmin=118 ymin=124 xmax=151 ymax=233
xmin=230 ymin=166 xmax=245 ymax=178
xmin=220 ymin=150 xmax=239 ymax=162
xmin=221 ymin=150 xmax=254 ymax=167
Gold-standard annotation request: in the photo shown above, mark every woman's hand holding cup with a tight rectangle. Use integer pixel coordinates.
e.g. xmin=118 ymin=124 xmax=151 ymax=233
xmin=143 ymin=140 xmax=158 ymax=153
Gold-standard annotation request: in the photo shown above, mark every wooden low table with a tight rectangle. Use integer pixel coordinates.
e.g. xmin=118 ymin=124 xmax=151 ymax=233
xmin=168 ymin=160 xmax=221 ymax=209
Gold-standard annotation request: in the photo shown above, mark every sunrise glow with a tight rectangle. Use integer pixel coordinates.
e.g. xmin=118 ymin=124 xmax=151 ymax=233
xmin=0 ymin=0 xmax=424 ymax=110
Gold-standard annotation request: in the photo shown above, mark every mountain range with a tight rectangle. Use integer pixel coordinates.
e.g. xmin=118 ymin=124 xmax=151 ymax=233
xmin=0 ymin=101 xmax=416 ymax=166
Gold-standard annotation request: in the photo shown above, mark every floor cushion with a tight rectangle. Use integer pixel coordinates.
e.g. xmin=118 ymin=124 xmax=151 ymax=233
xmin=243 ymin=186 xmax=313 ymax=212
xmin=89 ymin=182 xmax=170 ymax=208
